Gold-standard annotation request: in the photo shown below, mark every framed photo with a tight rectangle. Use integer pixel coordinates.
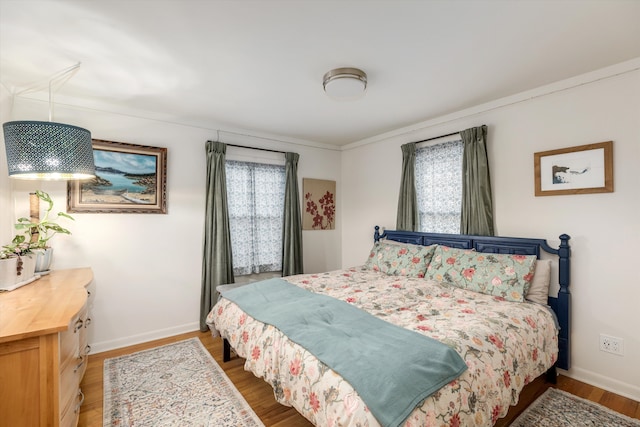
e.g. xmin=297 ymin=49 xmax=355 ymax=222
xmin=303 ymin=178 xmax=336 ymax=230
xmin=534 ymin=141 xmax=613 ymax=196
xmin=67 ymin=139 xmax=167 ymax=213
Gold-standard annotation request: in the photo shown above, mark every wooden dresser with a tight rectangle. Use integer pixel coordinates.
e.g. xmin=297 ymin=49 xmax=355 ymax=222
xmin=0 ymin=268 xmax=93 ymax=427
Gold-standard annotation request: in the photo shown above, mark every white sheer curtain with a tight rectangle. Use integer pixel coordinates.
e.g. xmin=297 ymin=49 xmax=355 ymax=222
xmin=415 ymin=139 xmax=463 ymax=233
xmin=226 ymin=160 xmax=286 ymax=276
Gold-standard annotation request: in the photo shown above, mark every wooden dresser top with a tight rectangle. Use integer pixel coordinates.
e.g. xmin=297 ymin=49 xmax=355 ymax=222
xmin=0 ymin=268 xmax=93 ymax=343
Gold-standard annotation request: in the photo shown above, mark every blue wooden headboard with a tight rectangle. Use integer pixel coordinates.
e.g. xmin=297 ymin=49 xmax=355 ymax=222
xmin=374 ymin=226 xmax=571 ymax=371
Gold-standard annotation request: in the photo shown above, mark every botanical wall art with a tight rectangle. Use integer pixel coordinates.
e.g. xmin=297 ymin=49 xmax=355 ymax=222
xmin=67 ymin=139 xmax=167 ymax=213
xmin=303 ymin=178 xmax=336 ymax=230
xmin=534 ymin=141 xmax=613 ymax=196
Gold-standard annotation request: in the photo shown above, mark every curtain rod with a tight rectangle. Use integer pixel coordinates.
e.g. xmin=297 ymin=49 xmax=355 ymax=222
xmin=208 ymin=140 xmax=286 ymax=155
xmin=414 ymin=131 xmax=461 ymax=144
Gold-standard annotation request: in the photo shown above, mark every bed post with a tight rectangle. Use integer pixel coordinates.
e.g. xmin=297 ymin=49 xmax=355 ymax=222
xmin=223 ymin=338 xmax=231 ymax=362
xmin=374 ymin=225 xmax=383 ymax=242
xmin=545 ymin=234 xmax=571 ymax=382
xmin=555 ymin=234 xmax=571 ymax=371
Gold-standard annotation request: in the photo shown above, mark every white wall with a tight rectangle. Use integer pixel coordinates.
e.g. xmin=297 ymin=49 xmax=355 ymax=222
xmin=0 ymin=86 xmax=13 ymax=244
xmin=3 ymin=100 xmax=342 ymax=353
xmin=341 ymin=60 xmax=640 ymax=400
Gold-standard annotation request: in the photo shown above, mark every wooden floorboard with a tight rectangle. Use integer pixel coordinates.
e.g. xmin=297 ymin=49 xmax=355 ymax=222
xmin=80 ymin=331 xmax=639 ymax=426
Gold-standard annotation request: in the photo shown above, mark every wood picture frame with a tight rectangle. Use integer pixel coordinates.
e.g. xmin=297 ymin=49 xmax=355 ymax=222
xmin=534 ymin=141 xmax=613 ymax=196
xmin=67 ymin=139 xmax=167 ymax=213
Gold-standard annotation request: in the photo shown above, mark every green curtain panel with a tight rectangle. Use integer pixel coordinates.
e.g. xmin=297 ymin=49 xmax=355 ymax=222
xmin=282 ymin=152 xmax=304 ymax=276
xmin=460 ymin=125 xmax=495 ymax=236
xmin=396 ymin=142 xmax=419 ymax=231
xmin=200 ymin=140 xmax=235 ymax=331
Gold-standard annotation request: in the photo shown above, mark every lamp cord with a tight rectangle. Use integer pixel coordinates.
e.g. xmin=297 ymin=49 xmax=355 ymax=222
xmin=14 ymin=62 xmax=81 ymax=97
xmin=48 ymin=63 xmax=81 ymax=121
xmin=8 ymin=62 xmax=82 ymax=122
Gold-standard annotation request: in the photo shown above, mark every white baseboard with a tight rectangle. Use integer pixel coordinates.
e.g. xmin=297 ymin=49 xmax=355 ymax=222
xmin=560 ymin=367 xmax=640 ymax=402
xmin=89 ymin=322 xmax=201 ymax=354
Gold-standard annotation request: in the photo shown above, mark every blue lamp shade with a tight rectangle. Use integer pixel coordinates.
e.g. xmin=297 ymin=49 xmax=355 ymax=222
xmin=3 ymin=120 xmax=96 ymax=180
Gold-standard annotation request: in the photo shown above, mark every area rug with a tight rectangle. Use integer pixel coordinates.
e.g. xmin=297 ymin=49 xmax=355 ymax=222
xmin=511 ymin=387 xmax=640 ymax=427
xmin=103 ymin=338 xmax=264 ymax=426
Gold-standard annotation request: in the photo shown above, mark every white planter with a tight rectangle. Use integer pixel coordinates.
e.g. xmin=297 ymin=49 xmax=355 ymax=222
xmin=0 ymin=254 xmax=37 ymax=291
xmin=34 ymin=247 xmax=54 ymax=273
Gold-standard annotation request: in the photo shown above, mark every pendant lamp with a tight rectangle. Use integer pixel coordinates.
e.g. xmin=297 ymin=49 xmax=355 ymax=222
xmin=2 ymin=63 xmax=95 ymax=180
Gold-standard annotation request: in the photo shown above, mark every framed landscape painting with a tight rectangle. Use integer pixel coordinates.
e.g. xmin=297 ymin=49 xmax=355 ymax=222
xmin=67 ymin=139 xmax=167 ymax=213
xmin=534 ymin=141 xmax=613 ymax=196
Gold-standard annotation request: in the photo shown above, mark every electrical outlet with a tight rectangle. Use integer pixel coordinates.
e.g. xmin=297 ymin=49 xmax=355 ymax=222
xmin=599 ymin=334 xmax=624 ymax=356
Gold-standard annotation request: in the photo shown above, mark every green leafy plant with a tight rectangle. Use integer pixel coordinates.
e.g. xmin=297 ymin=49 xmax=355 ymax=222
xmin=0 ymin=234 xmax=33 ymax=277
xmin=0 ymin=234 xmax=32 ymax=260
xmin=14 ymin=190 xmax=75 ymax=250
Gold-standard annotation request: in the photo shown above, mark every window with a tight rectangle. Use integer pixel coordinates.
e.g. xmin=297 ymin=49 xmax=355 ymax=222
xmin=226 ymin=160 xmax=286 ymax=276
xmin=415 ymin=139 xmax=463 ymax=233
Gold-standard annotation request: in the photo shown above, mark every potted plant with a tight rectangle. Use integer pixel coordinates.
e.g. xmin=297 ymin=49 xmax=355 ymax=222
xmin=0 ymin=234 xmax=37 ymax=290
xmin=14 ymin=190 xmax=75 ymax=273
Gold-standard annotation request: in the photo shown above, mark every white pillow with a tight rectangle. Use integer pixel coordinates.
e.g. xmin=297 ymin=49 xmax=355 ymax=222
xmin=525 ymin=259 xmax=551 ymax=305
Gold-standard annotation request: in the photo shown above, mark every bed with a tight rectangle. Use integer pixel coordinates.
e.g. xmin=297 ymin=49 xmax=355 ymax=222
xmin=207 ymin=227 xmax=571 ymax=426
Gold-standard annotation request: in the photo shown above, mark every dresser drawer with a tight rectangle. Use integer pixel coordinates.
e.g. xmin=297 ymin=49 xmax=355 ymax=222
xmin=59 ymin=326 xmax=79 ymax=370
xmin=60 ymin=351 xmax=85 ymax=414
xmin=59 ymin=299 xmax=89 ymax=426
xmin=60 ymin=389 xmax=83 ymax=427
xmin=59 ymin=304 xmax=87 ymax=371
xmin=79 ymin=308 xmax=91 ymax=357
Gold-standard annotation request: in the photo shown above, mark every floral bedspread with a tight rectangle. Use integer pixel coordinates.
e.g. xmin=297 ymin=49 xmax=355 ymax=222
xmin=207 ymin=267 xmax=558 ymax=427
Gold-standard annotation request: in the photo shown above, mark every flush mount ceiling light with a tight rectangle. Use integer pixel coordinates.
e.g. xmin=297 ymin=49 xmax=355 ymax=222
xmin=323 ymin=67 xmax=367 ymax=100
xmin=2 ymin=63 xmax=95 ymax=180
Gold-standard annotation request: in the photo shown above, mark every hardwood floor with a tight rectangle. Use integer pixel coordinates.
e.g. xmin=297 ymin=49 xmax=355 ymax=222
xmin=80 ymin=331 xmax=640 ymax=426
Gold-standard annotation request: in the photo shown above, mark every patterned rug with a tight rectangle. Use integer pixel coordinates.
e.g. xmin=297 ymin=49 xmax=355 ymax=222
xmin=103 ymin=338 xmax=264 ymax=426
xmin=512 ymin=387 xmax=640 ymax=427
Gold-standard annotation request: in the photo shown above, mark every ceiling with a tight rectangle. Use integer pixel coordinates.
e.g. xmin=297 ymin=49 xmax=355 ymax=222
xmin=1 ymin=0 xmax=639 ymax=146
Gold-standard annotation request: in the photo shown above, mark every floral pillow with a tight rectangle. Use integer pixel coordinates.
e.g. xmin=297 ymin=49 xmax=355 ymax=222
xmin=425 ymin=245 xmax=536 ymax=302
xmin=364 ymin=242 xmax=436 ymax=278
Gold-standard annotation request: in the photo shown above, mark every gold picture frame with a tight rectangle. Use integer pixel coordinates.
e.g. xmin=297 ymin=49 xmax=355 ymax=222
xmin=67 ymin=139 xmax=167 ymax=213
xmin=534 ymin=141 xmax=613 ymax=196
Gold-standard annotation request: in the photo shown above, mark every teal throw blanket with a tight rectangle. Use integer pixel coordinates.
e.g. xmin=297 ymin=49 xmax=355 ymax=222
xmin=221 ymin=278 xmax=467 ymax=427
